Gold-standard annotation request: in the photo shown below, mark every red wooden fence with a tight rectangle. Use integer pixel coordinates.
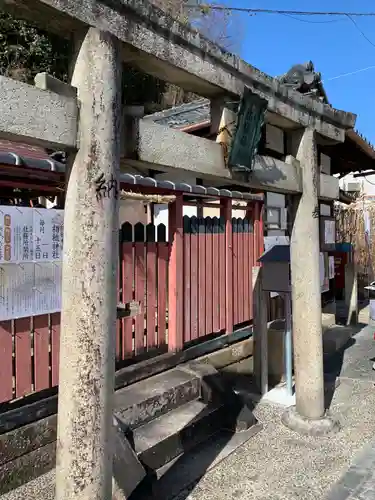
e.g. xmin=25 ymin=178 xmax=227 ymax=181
xmin=0 ymin=200 xmax=263 ymax=405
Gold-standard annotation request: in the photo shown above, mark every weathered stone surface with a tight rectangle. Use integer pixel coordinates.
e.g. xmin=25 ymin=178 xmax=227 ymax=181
xmin=0 ymin=415 xmax=57 ymax=466
xmin=0 ymin=75 xmax=77 ymax=149
xmin=0 ymin=0 xmax=355 ymax=140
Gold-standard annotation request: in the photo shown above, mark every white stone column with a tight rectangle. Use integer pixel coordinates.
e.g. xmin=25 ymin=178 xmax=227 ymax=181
xmin=55 ymin=28 xmax=122 ymax=500
xmin=283 ymin=128 xmax=338 ymax=435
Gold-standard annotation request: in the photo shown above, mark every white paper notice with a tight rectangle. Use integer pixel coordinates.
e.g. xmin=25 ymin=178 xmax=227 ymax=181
xmin=0 ymin=263 xmax=35 ymax=320
xmin=0 ymin=206 xmax=34 ymax=263
xmin=324 ymin=220 xmax=335 ymax=245
xmin=33 ymin=209 xmax=64 ymax=262
xmin=34 ymin=261 xmax=62 ymax=315
xmin=320 ymin=253 xmax=325 ymax=287
xmin=0 ymin=206 xmax=64 ymax=320
xmin=329 ymin=256 xmax=335 ymax=280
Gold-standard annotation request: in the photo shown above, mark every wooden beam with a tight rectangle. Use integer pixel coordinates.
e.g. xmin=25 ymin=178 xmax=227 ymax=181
xmin=0 ymin=75 xmax=78 ymax=150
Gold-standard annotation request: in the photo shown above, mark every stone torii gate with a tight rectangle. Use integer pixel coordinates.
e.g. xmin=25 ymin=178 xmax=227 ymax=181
xmin=0 ymin=0 xmax=356 ymax=499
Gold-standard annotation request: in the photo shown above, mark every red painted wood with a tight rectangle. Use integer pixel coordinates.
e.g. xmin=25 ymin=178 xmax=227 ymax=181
xmin=190 ymin=228 xmax=199 ymax=341
xmin=157 ymin=243 xmax=168 ymax=346
xmin=221 ymin=200 xmax=233 ymax=334
xmin=134 ymin=242 xmax=145 ymax=354
xmin=212 ymin=228 xmax=220 ymax=333
xmin=198 ymin=229 xmax=206 ymax=338
xmin=238 ymin=223 xmax=245 ymax=324
xmin=50 ymin=313 xmax=60 ymax=387
xmin=183 ymin=231 xmax=191 ymax=343
xmin=233 ymin=224 xmax=239 ymax=325
xmin=146 ymin=242 xmax=157 ymax=349
xmin=14 ymin=317 xmax=32 ymax=398
xmin=168 ymin=195 xmax=184 ymax=351
xmin=122 ymin=242 xmax=133 ymax=358
xmin=0 ymin=321 xmax=13 ymax=403
xmin=253 ymin=202 xmax=260 ymax=265
xmin=116 ymin=257 xmax=121 ymax=360
xmin=218 ymin=224 xmax=226 ymax=331
xmin=243 ymin=224 xmax=250 ymax=322
xmin=33 ymin=315 xmax=50 ymax=392
xmin=249 ymin=231 xmax=255 ymax=320
xmin=205 ymin=222 xmax=213 ymax=335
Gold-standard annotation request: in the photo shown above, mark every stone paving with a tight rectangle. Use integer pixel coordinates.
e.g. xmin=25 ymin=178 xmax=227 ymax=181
xmin=325 ymin=441 xmax=375 ymax=500
xmin=171 ymin=319 xmax=375 ymax=500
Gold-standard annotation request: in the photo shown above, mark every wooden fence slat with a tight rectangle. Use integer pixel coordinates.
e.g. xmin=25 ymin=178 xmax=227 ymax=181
xmin=168 ymin=196 xmax=184 ymax=352
xmin=134 ymin=242 xmax=145 ymax=354
xmin=212 ymin=218 xmax=220 ymax=333
xmin=232 ymin=218 xmax=239 ymax=325
xmin=0 ymin=321 xmax=13 ymax=403
xmin=146 ymin=224 xmax=157 ymax=349
xmin=222 ymin=201 xmax=233 ymax=334
xmin=190 ymin=217 xmax=199 ymax=341
xmin=243 ymin=219 xmax=250 ymax=322
xmin=14 ymin=317 xmax=32 ymax=398
xmin=121 ymin=241 xmax=133 ymax=358
xmin=218 ymin=216 xmax=226 ymax=331
xmin=249 ymin=231 xmax=256 ymax=319
xmin=50 ymin=313 xmax=60 ymax=387
xmin=198 ymin=218 xmax=206 ymax=337
xmin=205 ymin=217 xmax=213 ymax=335
xmin=183 ymin=216 xmax=191 ymax=343
xmin=238 ymin=219 xmax=245 ymax=324
xmin=33 ymin=314 xmax=50 ymax=392
xmin=116 ymin=252 xmax=121 ymax=361
xmin=157 ymin=241 xmax=168 ymax=346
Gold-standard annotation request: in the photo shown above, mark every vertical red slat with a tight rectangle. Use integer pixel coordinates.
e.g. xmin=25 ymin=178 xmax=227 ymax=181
xmin=134 ymin=242 xmax=146 ymax=354
xmin=33 ymin=314 xmax=50 ymax=392
xmin=249 ymin=230 xmax=254 ymax=320
xmin=198 ymin=221 xmax=206 ymax=337
xmin=258 ymin=202 xmax=264 ymax=258
xmin=116 ymin=254 xmax=121 ymax=361
xmin=205 ymin=220 xmax=213 ymax=335
xmin=183 ymin=226 xmax=191 ymax=343
xmin=15 ymin=317 xmax=32 ymax=398
xmin=168 ymin=195 xmax=184 ymax=352
xmin=243 ymin=221 xmax=250 ymax=322
xmin=233 ymin=222 xmax=239 ymax=325
xmin=190 ymin=221 xmax=199 ymax=341
xmin=219 ymin=216 xmax=226 ymax=331
xmin=238 ymin=221 xmax=245 ymax=324
xmin=253 ymin=202 xmax=260 ymax=265
xmin=222 ymin=200 xmax=233 ymax=334
xmin=122 ymin=242 xmax=133 ymax=358
xmin=50 ymin=313 xmax=60 ymax=387
xmin=0 ymin=321 xmax=13 ymax=403
xmin=146 ymin=241 xmax=157 ymax=349
xmin=157 ymin=242 xmax=168 ymax=346
xmin=212 ymin=222 xmax=220 ymax=333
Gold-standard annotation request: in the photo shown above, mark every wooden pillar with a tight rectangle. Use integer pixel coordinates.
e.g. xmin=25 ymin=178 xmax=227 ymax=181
xmin=253 ymin=201 xmax=264 ymax=262
xmin=55 ymin=28 xmax=122 ymax=500
xmin=168 ymin=194 xmax=184 ymax=352
xmin=221 ymin=199 xmax=233 ymax=334
xmin=253 ymin=266 xmax=268 ymax=395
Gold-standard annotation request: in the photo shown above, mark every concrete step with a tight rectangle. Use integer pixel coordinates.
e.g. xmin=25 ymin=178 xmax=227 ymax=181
xmin=114 ymin=368 xmax=201 ymax=429
xmin=133 ymin=399 xmax=227 ymax=471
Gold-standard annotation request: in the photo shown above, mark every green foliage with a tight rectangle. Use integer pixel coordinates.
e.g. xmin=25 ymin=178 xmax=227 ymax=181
xmin=0 ymin=10 xmax=71 ymax=83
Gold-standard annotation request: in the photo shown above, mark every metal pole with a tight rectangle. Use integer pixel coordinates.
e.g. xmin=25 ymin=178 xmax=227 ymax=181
xmin=284 ymin=293 xmax=293 ymax=396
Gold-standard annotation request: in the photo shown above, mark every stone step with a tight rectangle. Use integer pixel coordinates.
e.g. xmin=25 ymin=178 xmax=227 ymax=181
xmin=133 ymin=399 xmax=227 ymax=471
xmin=114 ymin=368 xmax=201 ymax=429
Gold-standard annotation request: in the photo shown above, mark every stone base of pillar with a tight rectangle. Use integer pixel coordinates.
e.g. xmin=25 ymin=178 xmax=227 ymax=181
xmin=281 ymin=407 xmax=340 ymax=436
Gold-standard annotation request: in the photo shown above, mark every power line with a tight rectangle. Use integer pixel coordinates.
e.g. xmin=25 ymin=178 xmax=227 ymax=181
xmin=346 ymin=14 xmax=375 ymax=49
xmin=187 ymin=6 xmax=375 ymax=17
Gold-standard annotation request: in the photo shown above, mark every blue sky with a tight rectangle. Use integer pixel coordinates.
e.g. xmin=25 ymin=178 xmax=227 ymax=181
xmin=222 ymin=0 xmax=375 ymax=143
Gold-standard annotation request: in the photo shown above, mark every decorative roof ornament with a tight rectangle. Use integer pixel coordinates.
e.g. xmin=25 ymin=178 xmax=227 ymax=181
xmin=277 ymin=61 xmax=329 ymax=105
